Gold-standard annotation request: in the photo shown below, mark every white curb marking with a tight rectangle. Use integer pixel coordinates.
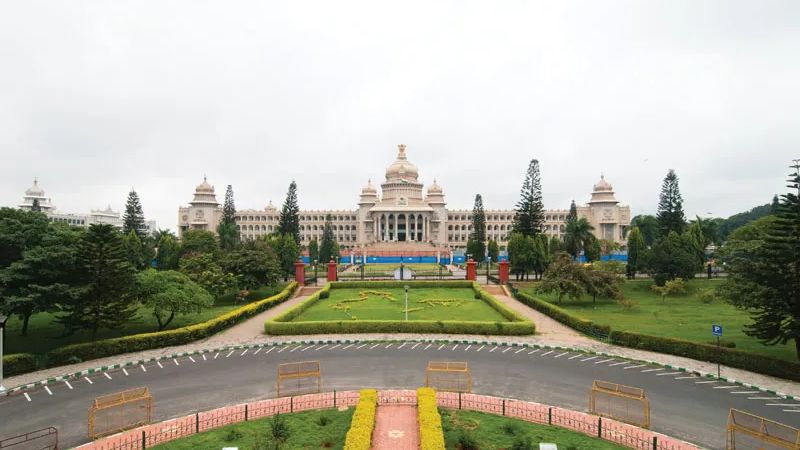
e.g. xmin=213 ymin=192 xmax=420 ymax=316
xmin=84 ymin=377 xmax=93 ymax=384
xmin=173 ymin=359 xmax=180 ymax=366
xmin=541 ymin=350 xmax=554 ymax=357
xmin=226 ymin=351 xmax=235 ymax=357
xmin=44 ymin=386 xmax=53 ymax=396
xmin=64 ymin=380 xmax=73 ymax=390
xmin=438 ymin=344 xmax=445 ymax=350
xmin=515 ymin=348 xmax=525 ymax=354
xmin=642 ymin=368 xmax=663 ymax=373
xmin=425 ymin=344 xmax=432 ymax=350
xmin=241 ymin=349 xmax=249 ymax=356
xmin=452 ymin=345 xmax=458 ymax=351
xmin=529 ymin=349 xmax=540 ymax=355
xmin=188 ymin=357 xmax=195 ymax=363
xmin=581 ymin=356 xmax=597 ymax=362
xmin=674 ymin=376 xmax=695 ymax=380
xmin=412 ymin=343 xmax=420 ymax=350
xmin=477 ymin=345 xmax=484 ymax=352
xmin=608 ymin=361 xmax=627 ymax=367
xmin=656 ymin=372 xmax=682 ymax=376
xmin=695 ymin=380 xmax=716 ymax=384
xmin=123 ymin=368 xmax=129 ymax=376
xmin=554 ymin=352 xmax=569 ymax=358
xmin=624 ymin=364 xmax=646 ymax=370
xmin=398 ymin=343 xmax=406 ymax=349
xmin=595 ymin=358 xmax=615 ymax=364
xmin=254 ymin=348 xmax=262 ymax=355
xmin=568 ymin=354 xmax=581 ymax=360
xmin=713 ymin=386 xmax=738 ymax=389
xmin=141 ymin=364 xmax=147 ymax=372
xmin=343 ymin=344 xmax=354 ymax=350
xmin=265 ymin=347 xmax=275 ymax=354
xmin=502 ymin=347 xmax=512 ymax=353
xmin=24 ymin=393 xmax=31 ymax=402
xmin=748 ymin=397 xmax=782 ymax=400
xmin=371 ymin=344 xmax=380 ymax=349
xmin=104 ymin=372 xmax=113 ymax=380
xmin=331 ymin=344 xmax=341 ymax=350
xmin=465 ymin=345 xmax=471 ymax=352
xmin=731 ymin=391 xmax=760 ymax=394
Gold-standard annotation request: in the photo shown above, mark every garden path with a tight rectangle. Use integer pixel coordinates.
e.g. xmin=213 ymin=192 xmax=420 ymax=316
xmin=371 ymin=405 xmax=419 ymax=450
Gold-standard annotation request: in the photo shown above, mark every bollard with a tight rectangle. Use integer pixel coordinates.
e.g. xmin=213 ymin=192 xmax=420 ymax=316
xmin=290 ymin=396 xmax=294 ymax=413
xmin=195 ymin=412 xmax=200 ymax=434
xmin=458 ymin=392 xmax=462 ymax=410
xmin=598 ymin=417 xmax=602 ymax=437
xmin=652 ymin=436 xmax=658 ymax=450
xmin=548 ymin=407 xmax=552 ymax=425
xmin=502 ymin=399 xmax=506 ymax=416
xmin=142 ymin=430 xmax=147 ymax=449
xmin=245 ymin=404 xmax=248 ymax=421
xmin=333 ymin=390 xmax=337 ymax=407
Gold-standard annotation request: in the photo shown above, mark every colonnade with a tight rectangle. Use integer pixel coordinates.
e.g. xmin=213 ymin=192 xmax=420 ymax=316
xmin=372 ymin=212 xmax=429 ymax=242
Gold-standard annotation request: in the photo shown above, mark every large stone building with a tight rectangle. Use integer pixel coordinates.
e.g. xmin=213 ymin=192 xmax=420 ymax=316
xmin=177 ymin=145 xmax=630 ymax=252
xmin=18 ymin=179 xmax=157 ymax=233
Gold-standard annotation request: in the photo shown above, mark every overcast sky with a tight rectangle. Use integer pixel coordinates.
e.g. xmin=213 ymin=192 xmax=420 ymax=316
xmin=1 ymin=1 xmax=798 ymax=230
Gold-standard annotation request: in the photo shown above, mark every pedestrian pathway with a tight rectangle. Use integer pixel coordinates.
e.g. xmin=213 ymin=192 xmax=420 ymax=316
xmin=371 ymin=405 xmax=419 ymax=450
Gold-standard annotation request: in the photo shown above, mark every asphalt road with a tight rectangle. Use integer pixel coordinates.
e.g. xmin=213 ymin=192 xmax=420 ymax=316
xmin=1 ymin=341 xmax=798 ymax=450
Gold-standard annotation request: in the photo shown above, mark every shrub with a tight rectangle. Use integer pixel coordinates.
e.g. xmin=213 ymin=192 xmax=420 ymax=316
xmin=514 ymin=291 xmax=609 ymax=338
xmin=2 ymin=353 xmax=38 ymax=377
xmin=46 ymin=282 xmax=297 ymax=367
xmin=698 ymin=288 xmax=716 ymax=304
xmin=344 ymin=389 xmax=377 ymax=450
xmin=317 ymin=412 xmax=332 ymax=426
xmin=617 ymin=298 xmax=637 ymax=311
xmin=651 ymin=278 xmax=687 ymax=300
xmin=511 ymin=435 xmax=534 ymax=450
xmin=417 ymin=387 xmax=446 ymax=450
xmin=456 ymin=430 xmax=479 ymax=450
xmin=224 ymin=427 xmax=243 ymax=442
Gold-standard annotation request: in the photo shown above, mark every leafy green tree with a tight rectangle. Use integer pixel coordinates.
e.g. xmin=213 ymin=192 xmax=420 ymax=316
xmin=179 ymin=253 xmax=237 ymax=298
xmin=31 ymin=198 xmax=41 ymax=212
xmin=648 ymin=230 xmax=701 ymax=284
xmin=264 ymin=233 xmax=300 ymax=281
xmin=657 ymin=169 xmax=686 ymax=237
xmin=538 ymin=253 xmax=587 ymax=303
xmin=626 ymin=227 xmax=645 ymax=278
xmin=507 ymin=232 xmax=532 ymax=281
xmin=531 ymin=234 xmax=553 ymax=279
xmin=179 ymin=229 xmax=219 ymax=257
xmin=599 ymin=239 xmax=620 ymax=256
xmin=152 ymin=228 xmax=177 ymax=243
xmin=278 ymin=181 xmax=300 ymax=245
xmin=716 ymin=200 xmax=775 ymax=242
xmin=123 ymin=189 xmax=147 ymax=239
xmin=512 ymin=159 xmax=545 ymax=237
xmin=583 ymin=235 xmax=601 ymax=263
xmin=319 ymin=215 xmax=338 ymax=264
xmin=308 ymin=238 xmax=319 ymax=263
xmin=470 ymin=194 xmax=487 ymax=261
xmin=567 ymin=200 xmax=577 ymax=222
xmin=631 ymin=215 xmax=659 ymax=247
xmin=564 ymin=217 xmax=594 ymax=259
xmin=582 ymin=265 xmax=623 ymax=303
xmin=155 ymin=234 xmax=180 ymax=270
xmin=56 ymin=224 xmax=137 ymax=340
xmin=135 ymin=269 xmax=213 ymax=330
xmin=123 ymin=229 xmax=147 ymax=270
xmin=693 ymin=215 xmax=719 ymax=246
xmin=222 ymin=241 xmax=281 ymax=289
xmin=548 ymin=235 xmax=565 ymax=255
xmin=466 ymin=237 xmax=483 ymax=264
xmin=487 ymin=239 xmax=500 ymax=263
xmin=718 ymin=163 xmax=800 ymax=359
xmin=0 ymin=224 xmax=84 ymax=335
xmin=0 ymin=207 xmax=50 ymax=267
xmin=218 ymin=185 xmax=240 ymax=251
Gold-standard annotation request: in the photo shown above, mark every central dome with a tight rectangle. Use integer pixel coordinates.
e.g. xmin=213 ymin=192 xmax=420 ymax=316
xmin=385 ymin=144 xmax=419 ymax=182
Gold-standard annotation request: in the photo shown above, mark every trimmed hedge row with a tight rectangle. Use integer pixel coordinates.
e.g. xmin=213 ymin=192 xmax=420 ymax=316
xmin=265 ymin=282 xmax=535 ymax=336
xmin=2 ymin=353 xmax=38 ymax=377
xmin=417 ymin=387 xmax=445 ymax=450
xmin=41 ymin=282 xmax=297 ymax=369
xmin=611 ymin=330 xmax=800 ymax=382
xmin=514 ymin=291 xmax=610 ymax=338
xmin=344 ymin=389 xmax=377 ymax=450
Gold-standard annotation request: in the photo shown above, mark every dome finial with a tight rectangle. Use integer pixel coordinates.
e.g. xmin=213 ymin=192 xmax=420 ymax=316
xmin=397 ymin=144 xmax=407 ymax=159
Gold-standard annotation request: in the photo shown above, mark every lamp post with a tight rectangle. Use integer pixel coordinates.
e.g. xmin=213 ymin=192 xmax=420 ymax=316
xmin=486 ymin=254 xmax=491 ymax=285
xmin=400 ymin=261 xmax=405 ymax=281
xmin=0 ymin=314 xmax=7 ymax=392
xmin=404 ymin=285 xmax=409 ymax=321
xmin=313 ymin=259 xmax=318 ymax=286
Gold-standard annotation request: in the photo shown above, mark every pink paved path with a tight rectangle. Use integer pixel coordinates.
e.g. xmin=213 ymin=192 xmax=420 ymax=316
xmin=372 ymin=405 xmax=419 ymax=450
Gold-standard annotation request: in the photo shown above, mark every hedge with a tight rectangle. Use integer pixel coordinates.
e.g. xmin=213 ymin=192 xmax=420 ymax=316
xmin=611 ymin=330 xmax=800 ymax=382
xmin=344 ymin=389 xmax=377 ymax=450
xmin=43 ymin=282 xmax=298 ymax=368
xmin=265 ymin=282 xmax=535 ymax=336
xmin=514 ymin=291 xmax=610 ymax=338
xmin=2 ymin=353 xmax=38 ymax=377
xmin=417 ymin=387 xmax=445 ymax=450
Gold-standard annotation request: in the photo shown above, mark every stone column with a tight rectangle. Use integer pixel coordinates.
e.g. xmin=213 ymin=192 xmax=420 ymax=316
xmin=405 ymin=214 xmax=409 ymax=242
xmin=466 ymin=258 xmax=477 ymax=281
xmin=498 ymin=260 xmax=509 ymax=285
xmin=294 ymin=260 xmax=305 ymax=284
xmin=327 ymin=259 xmax=337 ymax=282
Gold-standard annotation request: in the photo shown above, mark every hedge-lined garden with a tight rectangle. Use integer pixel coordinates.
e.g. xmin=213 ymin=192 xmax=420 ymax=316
xmin=265 ymin=281 xmax=535 ymax=336
xmin=3 ymin=282 xmax=297 ymax=377
xmin=417 ymin=387 xmax=446 ymax=450
xmin=343 ymin=389 xmax=377 ymax=450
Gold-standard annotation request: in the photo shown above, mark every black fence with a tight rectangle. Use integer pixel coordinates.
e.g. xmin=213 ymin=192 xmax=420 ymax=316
xmin=0 ymin=427 xmax=58 ymax=450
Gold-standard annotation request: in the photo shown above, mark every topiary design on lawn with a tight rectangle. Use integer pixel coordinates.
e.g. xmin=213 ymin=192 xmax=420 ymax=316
xmin=329 ymin=291 xmax=397 ymax=319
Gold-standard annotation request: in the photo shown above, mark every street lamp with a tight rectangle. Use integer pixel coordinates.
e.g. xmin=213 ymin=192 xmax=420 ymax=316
xmin=400 ymin=261 xmax=405 ymax=281
xmin=313 ymin=259 xmax=318 ymax=286
xmin=0 ymin=314 xmax=7 ymax=392
xmin=404 ymin=285 xmax=409 ymax=321
xmin=486 ymin=254 xmax=491 ymax=285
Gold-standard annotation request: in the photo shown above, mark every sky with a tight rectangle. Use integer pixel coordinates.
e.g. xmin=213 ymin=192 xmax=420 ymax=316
xmin=1 ymin=0 xmax=798 ymax=230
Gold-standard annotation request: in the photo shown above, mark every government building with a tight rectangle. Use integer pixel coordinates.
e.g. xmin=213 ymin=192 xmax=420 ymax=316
xmin=178 ymin=145 xmax=630 ymax=256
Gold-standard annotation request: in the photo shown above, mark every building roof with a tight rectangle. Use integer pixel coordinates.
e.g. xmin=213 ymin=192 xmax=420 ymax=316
xmin=385 ymin=144 xmax=419 ymax=182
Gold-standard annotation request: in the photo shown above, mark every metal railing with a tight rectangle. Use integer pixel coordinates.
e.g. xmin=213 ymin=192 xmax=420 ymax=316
xmin=0 ymin=427 xmax=58 ymax=450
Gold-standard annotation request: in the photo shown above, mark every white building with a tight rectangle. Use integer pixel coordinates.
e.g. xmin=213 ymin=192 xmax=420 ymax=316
xmin=177 ymin=145 xmax=631 ymax=251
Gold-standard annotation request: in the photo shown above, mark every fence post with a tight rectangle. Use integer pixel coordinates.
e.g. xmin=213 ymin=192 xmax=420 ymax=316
xmin=142 ymin=430 xmax=146 ymax=449
xmin=652 ymin=436 xmax=657 ymax=450
xmin=290 ymin=396 xmax=294 ymax=413
xmin=245 ymin=404 xmax=249 ymax=421
xmin=548 ymin=407 xmax=552 ymax=425
xmin=458 ymin=392 xmax=462 ymax=410
xmin=502 ymin=399 xmax=506 ymax=416
xmin=334 ymin=390 xmax=337 ymax=407
xmin=598 ymin=417 xmax=602 ymax=438
xmin=195 ymin=412 xmax=199 ymax=434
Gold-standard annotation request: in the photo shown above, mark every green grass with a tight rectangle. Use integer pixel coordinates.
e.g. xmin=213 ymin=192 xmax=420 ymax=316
xmin=152 ymin=408 xmax=353 ymax=450
xmin=4 ymin=284 xmax=286 ymax=356
xmin=290 ymin=287 xmax=508 ymax=322
xmin=525 ymin=279 xmax=797 ymax=362
xmin=441 ymin=409 xmax=626 ymax=450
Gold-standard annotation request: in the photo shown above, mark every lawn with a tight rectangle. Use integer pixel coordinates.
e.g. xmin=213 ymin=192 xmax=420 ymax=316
xmin=3 ymin=284 xmax=286 ymax=356
xmin=525 ymin=279 xmax=797 ymax=362
xmin=441 ymin=409 xmax=626 ymax=450
xmin=152 ymin=408 xmax=353 ymax=450
xmin=290 ymin=287 xmax=508 ymax=322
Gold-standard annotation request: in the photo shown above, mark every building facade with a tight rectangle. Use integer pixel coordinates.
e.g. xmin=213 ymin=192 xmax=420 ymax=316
xmin=18 ymin=179 xmax=157 ymax=234
xmin=177 ymin=145 xmax=631 ymax=250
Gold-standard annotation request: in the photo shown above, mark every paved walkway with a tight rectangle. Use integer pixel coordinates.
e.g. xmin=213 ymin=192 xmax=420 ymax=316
xmin=5 ymin=288 xmax=799 ymax=398
xmin=372 ymin=405 xmax=419 ymax=450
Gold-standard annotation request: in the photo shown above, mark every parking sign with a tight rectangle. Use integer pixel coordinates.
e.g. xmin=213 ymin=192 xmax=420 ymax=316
xmin=712 ymin=324 xmax=723 ymax=337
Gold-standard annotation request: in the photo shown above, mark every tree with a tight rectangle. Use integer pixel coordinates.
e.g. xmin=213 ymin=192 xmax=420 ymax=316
xmin=222 ymin=241 xmax=281 ymax=289
xmin=123 ymin=190 xmax=147 ymax=239
xmin=626 ymin=227 xmax=645 ymax=279
xmin=0 ymin=207 xmax=51 ymax=268
xmin=548 ymin=235 xmax=565 ymax=255
xmin=718 ymin=162 xmax=800 ymax=359
xmin=598 ymin=239 xmax=620 ymax=256
xmin=155 ymin=233 xmax=180 ymax=270
xmin=530 ymin=234 xmax=553 ymax=279
xmin=583 ymin=235 xmax=601 ymax=263
xmin=538 ymin=253 xmax=587 ymax=303
xmin=487 ymin=239 xmax=500 ymax=263
xmin=278 ymin=181 xmax=300 ymax=245
xmin=657 ymin=169 xmax=686 ymax=237
xmin=264 ymin=233 xmax=300 ymax=281
xmin=631 ymin=215 xmax=659 ymax=247
xmin=648 ymin=231 xmax=701 ymax=285
xmin=512 ymin=159 xmax=545 ymax=237
xmin=179 ymin=230 xmax=219 ymax=257
xmin=507 ymin=232 xmax=533 ymax=280
xmin=716 ymin=200 xmax=775 ymax=242
xmin=0 ymin=224 xmax=84 ymax=335
xmin=218 ymin=185 xmax=239 ymax=251
xmin=319 ymin=215 xmax=338 ymax=264
xmin=470 ymin=194 xmax=487 ymax=261
xmin=582 ymin=265 xmax=623 ymax=303
xmin=31 ymin=198 xmax=41 ymax=212
xmin=308 ymin=238 xmax=319 ymax=263
xmin=179 ymin=253 xmax=237 ymax=298
xmin=693 ymin=215 xmax=719 ymax=246
xmin=56 ymin=224 xmax=137 ymax=340
xmin=135 ymin=269 xmax=213 ymax=330
xmin=567 ymin=200 xmax=578 ymax=222
xmin=123 ymin=229 xmax=147 ymax=270
xmin=564 ymin=218 xmax=594 ymax=259
xmin=466 ymin=237 xmax=483 ymax=264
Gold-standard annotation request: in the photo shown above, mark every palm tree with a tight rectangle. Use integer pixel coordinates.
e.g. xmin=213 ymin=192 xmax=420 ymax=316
xmin=564 ymin=218 xmax=594 ymax=259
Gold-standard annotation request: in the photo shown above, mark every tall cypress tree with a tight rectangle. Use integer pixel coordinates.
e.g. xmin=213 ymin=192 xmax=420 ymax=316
xmin=123 ymin=189 xmax=146 ymax=238
xmin=218 ymin=185 xmax=239 ymax=250
xmin=656 ymin=169 xmax=686 ymax=236
xmin=567 ymin=200 xmax=577 ymax=222
xmin=31 ymin=198 xmax=41 ymax=212
xmin=469 ymin=194 xmax=487 ymax=260
xmin=626 ymin=227 xmax=645 ymax=279
xmin=278 ymin=181 xmax=300 ymax=244
xmin=513 ymin=159 xmax=545 ymax=238
xmin=319 ymin=215 xmax=337 ymax=263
